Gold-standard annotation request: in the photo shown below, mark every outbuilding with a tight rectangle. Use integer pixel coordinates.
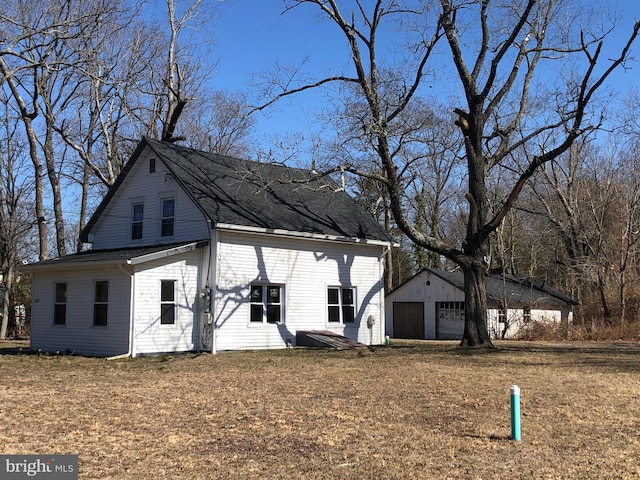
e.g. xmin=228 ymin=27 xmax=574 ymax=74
xmin=385 ymin=268 xmax=577 ymax=340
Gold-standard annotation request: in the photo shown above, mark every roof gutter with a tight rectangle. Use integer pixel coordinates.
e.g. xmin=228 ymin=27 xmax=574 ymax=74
xmin=214 ymin=223 xmax=397 ymax=247
xmin=127 ymin=241 xmax=208 ymax=265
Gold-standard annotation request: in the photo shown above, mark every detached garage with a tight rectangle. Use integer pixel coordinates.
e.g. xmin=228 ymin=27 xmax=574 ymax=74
xmin=386 ymin=268 xmax=577 ymax=340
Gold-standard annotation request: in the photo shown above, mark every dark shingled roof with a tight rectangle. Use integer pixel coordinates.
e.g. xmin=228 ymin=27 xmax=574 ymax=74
xmin=22 ymin=242 xmax=207 ymax=270
xmin=82 ymin=138 xmax=392 ymax=243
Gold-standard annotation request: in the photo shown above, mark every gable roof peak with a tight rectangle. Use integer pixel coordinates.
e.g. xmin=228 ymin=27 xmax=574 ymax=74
xmin=82 ymin=137 xmax=392 ymax=244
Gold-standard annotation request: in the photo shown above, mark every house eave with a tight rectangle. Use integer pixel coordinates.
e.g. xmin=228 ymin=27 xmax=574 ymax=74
xmin=127 ymin=241 xmax=208 ymax=265
xmin=214 ymin=222 xmax=396 ymax=247
xmin=19 ymin=241 xmax=209 ymax=272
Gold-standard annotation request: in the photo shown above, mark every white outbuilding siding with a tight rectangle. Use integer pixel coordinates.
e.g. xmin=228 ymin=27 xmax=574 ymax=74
xmin=385 ymin=270 xmax=463 ymax=339
xmin=212 ymin=231 xmax=386 ymax=351
xmin=488 ymin=307 xmax=573 ymax=339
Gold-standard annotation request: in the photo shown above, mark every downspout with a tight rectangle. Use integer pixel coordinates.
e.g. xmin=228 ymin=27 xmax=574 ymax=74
xmin=378 ymin=243 xmax=392 ymax=345
xmin=210 ymin=227 xmax=219 ymax=354
xmin=110 ymin=263 xmax=135 ymax=359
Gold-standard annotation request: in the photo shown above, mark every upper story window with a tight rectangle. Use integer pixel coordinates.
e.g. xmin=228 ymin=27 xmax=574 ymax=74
xmin=149 ymin=158 xmax=156 ymax=173
xmin=161 ymin=198 xmax=175 ymax=237
xmin=131 ymin=203 xmax=144 ymax=240
xmin=250 ymin=284 xmax=283 ymax=324
xmin=93 ymin=281 xmax=109 ymax=326
xmin=328 ymin=287 xmax=355 ymax=324
xmin=53 ymin=282 xmax=67 ymax=326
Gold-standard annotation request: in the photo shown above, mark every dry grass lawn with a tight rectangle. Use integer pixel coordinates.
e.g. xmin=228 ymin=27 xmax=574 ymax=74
xmin=1 ymin=339 xmax=640 ymax=479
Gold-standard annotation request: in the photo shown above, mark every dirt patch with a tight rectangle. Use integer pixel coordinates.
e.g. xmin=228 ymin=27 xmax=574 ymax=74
xmin=1 ymin=340 xmax=640 ymax=479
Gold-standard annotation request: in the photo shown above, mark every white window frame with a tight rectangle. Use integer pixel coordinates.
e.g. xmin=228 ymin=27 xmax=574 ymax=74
xmin=249 ymin=284 xmax=284 ymax=324
xmin=53 ymin=282 xmax=67 ymax=326
xmin=93 ymin=280 xmax=109 ymax=327
xmin=327 ymin=286 xmax=356 ymax=324
xmin=160 ymin=197 xmax=175 ymax=238
xmin=131 ymin=202 xmax=144 ymax=241
xmin=160 ymin=280 xmax=177 ymax=326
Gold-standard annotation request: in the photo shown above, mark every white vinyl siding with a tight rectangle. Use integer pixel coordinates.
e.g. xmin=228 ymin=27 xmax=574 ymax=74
xmin=213 ymin=231 xmax=386 ymax=351
xmin=89 ymin=148 xmax=209 ymax=249
xmin=131 ymin=250 xmax=202 ymax=355
xmin=30 ymin=267 xmax=130 ymax=356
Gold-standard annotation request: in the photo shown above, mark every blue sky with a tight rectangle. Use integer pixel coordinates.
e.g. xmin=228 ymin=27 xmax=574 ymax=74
xmin=209 ymin=1 xmax=640 ymax=157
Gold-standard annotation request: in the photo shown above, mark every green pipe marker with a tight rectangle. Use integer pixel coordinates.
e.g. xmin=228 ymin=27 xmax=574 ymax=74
xmin=510 ymin=385 xmax=521 ymax=441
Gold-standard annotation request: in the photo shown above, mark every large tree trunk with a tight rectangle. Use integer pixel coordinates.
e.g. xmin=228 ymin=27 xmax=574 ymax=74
xmin=43 ymin=126 xmax=66 ymax=257
xmin=25 ymin=120 xmax=49 ymax=261
xmin=0 ymin=265 xmax=13 ymax=339
xmin=461 ymin=260 xmax=493 ymax=347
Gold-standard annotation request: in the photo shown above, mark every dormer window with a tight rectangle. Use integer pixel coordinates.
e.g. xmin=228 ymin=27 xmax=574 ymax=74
xmin=161 ymin=198 xmax=175 ymax=237
xmin=131 ymin=203 xmax=144 ymax=240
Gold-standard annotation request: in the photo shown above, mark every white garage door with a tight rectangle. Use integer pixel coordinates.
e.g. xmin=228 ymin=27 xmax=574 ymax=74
xmin=437 ymin=302 xmax=465 ymax=340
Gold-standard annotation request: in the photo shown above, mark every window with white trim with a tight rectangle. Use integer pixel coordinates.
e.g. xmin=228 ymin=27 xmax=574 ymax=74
xmin=250 ymin=284 xmax=283 ymax=323
xmin=523 ymin=307 xmax=531 ymax=323
xmin=160 ymin=280 xmax=176 ymax=325
xmin=328 ymin=287 xmax=355 ymax=323
xmin=93 ymin=281 xmax=109 ymax=326
xmin=53 ymin=283 xmax=67 ymax=326
xmin=131 ymin=202 xmax=144 ymax=240
xmin=160 ymin=198 xmax=175 ymax=237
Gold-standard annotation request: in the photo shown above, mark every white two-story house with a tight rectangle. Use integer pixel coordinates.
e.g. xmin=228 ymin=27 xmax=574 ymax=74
xmin=23 ymin=137 xmax=393 ymax=357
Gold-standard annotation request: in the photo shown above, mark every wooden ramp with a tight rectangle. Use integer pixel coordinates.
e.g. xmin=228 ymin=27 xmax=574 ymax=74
xmin=295 ymin=330 xmax=365 ymax=350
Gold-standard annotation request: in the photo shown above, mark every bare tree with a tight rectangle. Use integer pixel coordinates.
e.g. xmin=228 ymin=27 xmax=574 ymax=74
xmin=0 ymin=0 xmax=133 ymax=257
xmin=181 ymin=90 xmax=257 ymax=157
xmin=267 ymin=0 xmax=638 ymax=346
xmin=0 ymin=95 xmax=35 ymax=339
xmin=136 ymin=0 xmax=219 ymax=143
